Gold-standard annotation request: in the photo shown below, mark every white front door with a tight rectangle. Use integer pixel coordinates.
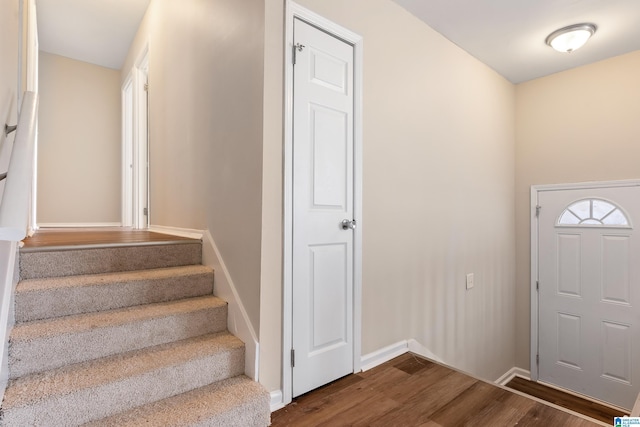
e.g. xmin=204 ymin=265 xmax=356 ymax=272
xmin=537 ymin=185 xmax=640 ymax=409
xmin=292 ymin=17 xmax=355 ymax=397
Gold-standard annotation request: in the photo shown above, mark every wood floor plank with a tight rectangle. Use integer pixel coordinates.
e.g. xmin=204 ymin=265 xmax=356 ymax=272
xmin=428 ymin=381 xmax=506 ymax=425
xmin=271 ymin=353 xmax=604 ymax=426
xmin=505 ymin=376 xmax=627 ymax=424
xmin=22 ymin=228 xmax=195 ymax=248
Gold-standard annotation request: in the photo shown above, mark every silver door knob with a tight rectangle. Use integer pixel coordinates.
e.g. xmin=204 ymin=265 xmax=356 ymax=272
xmin=341 ymin=219 xmax=356 ymax=230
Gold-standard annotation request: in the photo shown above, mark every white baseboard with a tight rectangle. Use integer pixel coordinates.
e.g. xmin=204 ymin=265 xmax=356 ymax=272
xmin=201 ymin=230 xmax=259 ymax=381
xmin=148 ymin=225 xmax=204 ymax=240
xmin=37 ymin=222 xmax=122 ymax=228
xmin=270 ymin=390 xmax=285 ymax=412
xmin=0 ymin=241 xmax=19 ymax=405
xmin=407 ymin=339 xmax=444 ymax=363
xmin=360 ymin=340 xmax=408 ymax=372
xmin=495 ymin=367 xmax=531 ymax=385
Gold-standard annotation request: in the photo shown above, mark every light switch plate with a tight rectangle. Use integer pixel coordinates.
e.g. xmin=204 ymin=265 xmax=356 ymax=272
xmin=466 ymin=273 xmax=474 ymax=290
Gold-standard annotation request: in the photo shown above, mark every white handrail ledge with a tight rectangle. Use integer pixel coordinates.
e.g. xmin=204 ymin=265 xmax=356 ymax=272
xmin=0 ymin=91 xmax=38 ymax=242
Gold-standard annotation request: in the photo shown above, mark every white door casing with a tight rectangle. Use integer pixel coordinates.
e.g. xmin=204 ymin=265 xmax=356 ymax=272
xmin=283 ymin=2 xmax=363 ymax=405
xmin=533 ymin=181 xmax=640 ymax=410
xmin=292 ymin=17 xmax=354 ymax=398
xmin=121 ymin=47 xmax=149 ymax=229
xmin=121 ymin=75 xmax=134 ymax=227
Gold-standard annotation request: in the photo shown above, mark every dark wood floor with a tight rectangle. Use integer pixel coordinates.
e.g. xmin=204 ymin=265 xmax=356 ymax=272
xmin=505 ymin=376 xmax=627 ymax=424
xmin=271 ymin=353 xmax=605 ymax=426
xmin=22 ymin=228 xmax=195 ymax=248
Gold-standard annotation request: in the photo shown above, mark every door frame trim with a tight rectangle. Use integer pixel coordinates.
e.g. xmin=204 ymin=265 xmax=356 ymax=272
xmin=121 ymin=45 xmax=149 ymax=229
xmin=283 ymin=1 xmax=363 ymax=406
xmin=530 ymin=179 xmax=640 ymax=381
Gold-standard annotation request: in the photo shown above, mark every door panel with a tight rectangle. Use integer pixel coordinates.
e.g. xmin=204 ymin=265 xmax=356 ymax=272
xmin=292 ymin=18 xmax=355 ymax=397
xmin=538 ymin=185 xmax=640 ymax=409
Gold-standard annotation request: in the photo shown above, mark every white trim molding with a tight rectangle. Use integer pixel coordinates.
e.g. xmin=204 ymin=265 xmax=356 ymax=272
xmin=148 ymin=225 xmax=204 ymax=240
xmin=201 ymin=230 xmax=259 ymax=381
xmin=37 ymin=222 xmax=122 ymax=228
xmin=407 ymin=339 xmax=444 ymax=364
xmin=283 ymin=1 xmax=364 ymax=406
xmin=530 ymin=179 xmax=640 ymax=382
xmin=495 ymin=367 xmax=531 ymax=386
xmin=0 ymin=241 xmax=19 ymax=404
xmin=270 ymin=390 xmax=285 ymax=413
xmin=359 ymin=339 xmax=445 ymax=373
xmin=148 ymin=225 xmax=259 ymax=380
xmin=360 ymin=340 xmax=408 ymax=372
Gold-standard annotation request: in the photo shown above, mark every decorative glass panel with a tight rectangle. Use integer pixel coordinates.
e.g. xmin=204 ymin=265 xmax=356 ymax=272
xmin=557 ymin=199 xmax=630 ymax=228
xmin=559 ymin=211 xmax=580 ymax=225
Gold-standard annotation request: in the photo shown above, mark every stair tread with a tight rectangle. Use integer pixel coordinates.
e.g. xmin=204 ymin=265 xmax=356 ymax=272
xmin=10 ymin=295 xmax=225 ymax=340
xmin=16 ymin=265 xmax=213 ymax=293
xmin=86 ymin=376 xmax=270 ymax=427
xmin=2 ymin=332 xmax=243 ymax=409
xmin=19 ymin=243 xmax=203 ymax=280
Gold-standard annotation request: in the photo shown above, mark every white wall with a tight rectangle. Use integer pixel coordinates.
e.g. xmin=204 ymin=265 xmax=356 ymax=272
xmin=37 ymin=52 xmax=121 ymax=225
xmin=122 ymin=0 xmax=265 ymax=333
xmin=515 ymin=50 xmax=640 ymax=369
xmin=259 ymin=0 xmax=517 ymax=394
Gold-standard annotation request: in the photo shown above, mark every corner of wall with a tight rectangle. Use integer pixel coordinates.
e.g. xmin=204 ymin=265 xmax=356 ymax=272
xmin=494 ymin=367 xmax=531 ymax=386
xmin=407 ymin=339 xmax=444 ymax=364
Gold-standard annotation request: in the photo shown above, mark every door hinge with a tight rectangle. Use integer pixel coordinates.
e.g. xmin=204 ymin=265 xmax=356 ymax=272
xmin=143 ymin=207 xmax=148 ymax=216
xmin=144 ymin=83 xmax=149 ymax=92
xmin=536 ymin=280 xmax=539 ymax=291
xmin=291 ymin=349 xmax=295 ymax=368
xmin=293 ymin=43 xmax=305 ymax=65
xmin=536 ymin=354 xmax=539 ymax=366
xmin=535 ymin=205 xmax=541 ymax=217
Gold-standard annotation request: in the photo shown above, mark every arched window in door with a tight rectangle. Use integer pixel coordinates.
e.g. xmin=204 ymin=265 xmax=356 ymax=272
xmin=557 ymin=198 xmax=630 ymax=227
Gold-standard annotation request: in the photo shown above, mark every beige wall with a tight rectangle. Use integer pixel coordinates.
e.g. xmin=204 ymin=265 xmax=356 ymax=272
xmin=0 ymin=0 xmax=20 ymax=179
xmin=124 ymin=0 xmax=266 ymax=332
xmin=259 ymin=0 xmax=517 ymax=392
xmin=259 ymin=0 xmax=285 ymax=392
xmin=37 ymin=52 xmax=121 ymax=224
xmin=514 ymin=50 xmax=640 ymax=369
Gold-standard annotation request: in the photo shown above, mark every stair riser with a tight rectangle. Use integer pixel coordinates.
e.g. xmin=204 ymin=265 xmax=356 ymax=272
xmin=9 ymin=305 xmax=227 ymax=378
xmin=1 ymin=347 xmax=245 ymax=427
xmin=19 ymin=243 xmax=202 ymax=280
xmin=84 ymin=376 xmax=271 ymax=427
xmin=191 ymin=399 xmax=272 ymax=427
xmin=15 ymin=270 xmax=214 ymax=323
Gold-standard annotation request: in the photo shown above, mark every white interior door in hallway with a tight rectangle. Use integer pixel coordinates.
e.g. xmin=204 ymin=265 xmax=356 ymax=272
xmin=536 ymin=184 xmax=640 ymax=410
xmin=291 ymin=17 xmax=355 ymax=398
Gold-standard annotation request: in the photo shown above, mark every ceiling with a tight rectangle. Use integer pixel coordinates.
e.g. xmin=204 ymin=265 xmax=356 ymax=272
xmin=392 ymin=0 xmax=640 ymax=83
xmin=37 ymin=0 xmax=150 ymax=70
xmin=36 ymin=0 xmax=640 ymax=82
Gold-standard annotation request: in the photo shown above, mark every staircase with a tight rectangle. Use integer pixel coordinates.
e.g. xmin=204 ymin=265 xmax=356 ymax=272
xmin=0 ymin=239 xmax=270 ymax=426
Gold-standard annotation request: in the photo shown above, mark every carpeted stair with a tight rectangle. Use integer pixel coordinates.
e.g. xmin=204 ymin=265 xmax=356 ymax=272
xmin=0 ymin=240 xmax=270 ymax=426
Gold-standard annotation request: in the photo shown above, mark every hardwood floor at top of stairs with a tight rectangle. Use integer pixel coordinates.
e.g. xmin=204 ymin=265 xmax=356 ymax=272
xmin=21 ymin=227 xmax=193 ymax=248
xmin=0 ymin=231 xmax=270 ymax=426
xmin=271 ymin=353 xmax=606 ymax=426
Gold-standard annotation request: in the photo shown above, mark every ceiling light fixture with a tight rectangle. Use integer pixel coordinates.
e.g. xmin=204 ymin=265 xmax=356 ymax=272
xmin=546 ymin=23 xmax=597 ymax=53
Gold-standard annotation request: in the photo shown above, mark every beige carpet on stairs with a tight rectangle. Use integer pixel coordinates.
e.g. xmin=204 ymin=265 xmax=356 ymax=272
xmin=0 ymin=241 xmax=270 ymax=426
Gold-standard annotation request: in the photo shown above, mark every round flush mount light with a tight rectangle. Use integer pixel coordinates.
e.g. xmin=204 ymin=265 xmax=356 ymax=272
xmin=546 ymin=23 xmax=597 ymax=53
